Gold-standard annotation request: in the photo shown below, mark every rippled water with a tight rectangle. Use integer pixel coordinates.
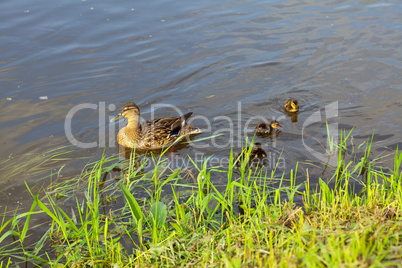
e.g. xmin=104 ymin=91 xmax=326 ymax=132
xmin=1 ymin=0 xmax=401 ymax=214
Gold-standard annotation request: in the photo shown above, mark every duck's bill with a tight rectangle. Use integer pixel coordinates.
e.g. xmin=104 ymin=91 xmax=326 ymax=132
xmin=110 ymin=113 xmax=124 ymax=123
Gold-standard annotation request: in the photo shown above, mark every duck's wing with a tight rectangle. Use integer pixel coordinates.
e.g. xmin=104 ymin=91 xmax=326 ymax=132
xmin=168 ymin=112 xmax=193 ymax=137
xmin=151 ymin=112 xmax=192 ymax=137
xmin=140 ymin=113 xmax=193 ymax=147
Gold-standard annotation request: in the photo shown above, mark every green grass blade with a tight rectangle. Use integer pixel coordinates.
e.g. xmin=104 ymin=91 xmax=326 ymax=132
xmin=120 ymin=183 xmax=143 ymax=223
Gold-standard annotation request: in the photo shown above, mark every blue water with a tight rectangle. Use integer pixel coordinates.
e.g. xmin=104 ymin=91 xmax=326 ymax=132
xmin=0 ymin=0 xmax=401 ymax=210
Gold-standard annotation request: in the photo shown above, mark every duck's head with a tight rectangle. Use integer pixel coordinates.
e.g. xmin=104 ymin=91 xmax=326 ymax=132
xmin=285 ymin=98 xmax=299 ymax=112
xmin=270 ymin=120 xmax=281 ymax=129
xmin=110 ymin=102 xmax=140 ymax=123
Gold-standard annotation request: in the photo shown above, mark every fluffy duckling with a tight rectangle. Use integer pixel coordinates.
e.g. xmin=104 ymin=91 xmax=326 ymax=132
xmin=235 ymin=143 xmax=267 ymax=167
xmin=255 ymin=120 xmax=281 ymax=136
xmin=284 ymin=98 xmax=299 ymax=113
xmin=110 ymin=102 xmax=201 ymax=149
xmin=250 ymin=142 xmax=267 ymax=159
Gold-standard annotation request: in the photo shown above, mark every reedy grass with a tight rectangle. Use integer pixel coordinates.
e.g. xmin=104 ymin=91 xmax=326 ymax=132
xmin=0 ymin=132 xmax=401 ymax=267
xmin=0 ymin=146 xmax=77 ymax=203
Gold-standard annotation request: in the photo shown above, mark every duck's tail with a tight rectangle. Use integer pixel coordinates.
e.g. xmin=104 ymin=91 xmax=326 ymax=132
xmin=187 ymin=126 xmax=203 ymax=135
xmin=183 ymin=112 xmax=202 ymax=135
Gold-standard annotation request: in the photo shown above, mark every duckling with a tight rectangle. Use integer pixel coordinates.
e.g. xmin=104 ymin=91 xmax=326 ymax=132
xmin=250 ymin=142 xmax=267 ymax=160
xmin=255 ymin=120 xmax=281 ymax=136
xmin=110 ymin=102 xmax=202 ymax=149
xmin=284 ymin=98 xmax=299 ymax=113
xmin=235 ymin=143 xmax=267 ymax=167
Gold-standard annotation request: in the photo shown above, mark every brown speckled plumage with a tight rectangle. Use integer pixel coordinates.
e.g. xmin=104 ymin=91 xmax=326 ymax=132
xmin=111 ymin=102 xmax=201 ymax=149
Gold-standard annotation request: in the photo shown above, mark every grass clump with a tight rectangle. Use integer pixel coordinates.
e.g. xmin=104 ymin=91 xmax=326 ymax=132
xmin=0 ymin=134 xmax=401 ymax=267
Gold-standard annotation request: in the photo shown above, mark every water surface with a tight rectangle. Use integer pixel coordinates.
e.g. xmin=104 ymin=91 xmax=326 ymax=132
xmin=1 ymin=0 xmax=401 ymax=219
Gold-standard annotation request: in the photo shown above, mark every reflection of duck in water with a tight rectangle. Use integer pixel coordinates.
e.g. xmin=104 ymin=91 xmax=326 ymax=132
xmin=235 ymin=143 xmax=267 ymax=167
xmin=284 ymin=98 xmax=299 ymax=122
xmin=111 ymin=102 xmax=202 ymax=150
xmin=255 ymin=120 xmax=281 ymax=136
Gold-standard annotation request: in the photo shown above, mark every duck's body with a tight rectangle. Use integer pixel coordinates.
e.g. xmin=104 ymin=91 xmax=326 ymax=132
xmin=255 ymin=120 xmax=281 ymax=136
xmin=235 ymin=143 xmax=267 ymax=167
xmin=111 ymin=103 xmax=201 ymax=149
xmin=284 ymin=98 xmax=299 ymax=113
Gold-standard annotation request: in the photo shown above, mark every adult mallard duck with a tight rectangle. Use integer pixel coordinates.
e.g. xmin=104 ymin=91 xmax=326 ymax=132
xmin=255 ymin=120 xmax=281 ymax=136
xmin=234 ymin=143 xmax=267 ymax=167
xmin=284 ymin=98 xmax=299 ymax=112
xmin=110 ymin=102 xmax=202 ymax=149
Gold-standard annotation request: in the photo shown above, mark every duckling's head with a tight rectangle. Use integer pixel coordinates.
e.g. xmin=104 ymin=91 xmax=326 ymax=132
xmin=253 ymin=143 xmax=267 ymax=158
xmin=270 ymin=120 xmax=281 ymax=129
xmin=254 ymin=142 xmax=263 ymax=149
xmin=284 ymin=98 xmax=299 ymax=112
xmin=110 ymin=102 xmax=140 ymax=123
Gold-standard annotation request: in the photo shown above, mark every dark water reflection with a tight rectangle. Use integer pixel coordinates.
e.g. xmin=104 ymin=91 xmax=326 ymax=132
xmin=0 ymin=0 xmax=401 ymax=219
